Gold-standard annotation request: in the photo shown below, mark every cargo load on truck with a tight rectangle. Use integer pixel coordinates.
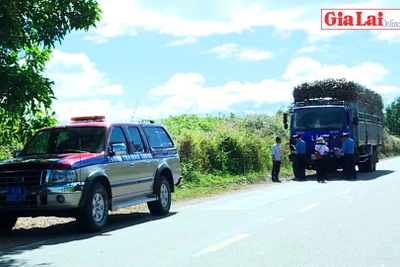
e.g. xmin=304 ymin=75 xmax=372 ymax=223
xmin=293 ymin=78 xmax=383 ymax=114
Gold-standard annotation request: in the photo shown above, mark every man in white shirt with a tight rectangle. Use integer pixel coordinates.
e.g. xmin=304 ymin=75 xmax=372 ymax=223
xmin=271 ymin=137 xmax=282 ymax=182
xmin=315 ymin=137 xmax=329 ymax=183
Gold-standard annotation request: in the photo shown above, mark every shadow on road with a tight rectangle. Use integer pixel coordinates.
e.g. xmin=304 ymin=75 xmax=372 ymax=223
xmin=292 ymin=169 xmax=394 ymax=182
xmin=0 ymin=211 xmax=177 ymax=265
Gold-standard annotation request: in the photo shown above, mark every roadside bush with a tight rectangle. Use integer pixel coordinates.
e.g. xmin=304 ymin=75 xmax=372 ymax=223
xmin=379 ymin=127 xmax=400 ymax=158
xmin=162 ymin=113 xmax=293 ymax=188
xmin=0 ymin=145 xmax=22 ymax=161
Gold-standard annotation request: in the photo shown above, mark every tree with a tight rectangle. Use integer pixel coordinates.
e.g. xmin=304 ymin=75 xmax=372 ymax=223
xmin=385 ymin=97 xmax=400 ymax=136
xmin=0 ymin=0 xmax=102 ymax=145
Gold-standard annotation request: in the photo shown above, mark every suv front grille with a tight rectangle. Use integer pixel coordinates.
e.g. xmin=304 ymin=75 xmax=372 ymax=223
xmin=0 ymin=170 xmax=45 ymax=188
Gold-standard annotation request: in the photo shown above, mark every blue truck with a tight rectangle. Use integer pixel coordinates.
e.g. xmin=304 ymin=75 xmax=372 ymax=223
xmin=283 ymin=97 xmax=383 ymax=173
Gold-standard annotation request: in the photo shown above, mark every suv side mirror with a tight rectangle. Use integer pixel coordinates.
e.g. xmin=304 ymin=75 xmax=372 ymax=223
xmin=12 ymin=150 xmax=22 ymax=158
xmin=352 ymin=116 xmax=359 ymax=125
xmin=108 ymin=142 xmax=127 ymax=156
xmin=283 ymin=113 xmax=288 ymax=129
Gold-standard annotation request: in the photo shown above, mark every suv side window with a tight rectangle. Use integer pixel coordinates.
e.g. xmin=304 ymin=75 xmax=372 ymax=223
xmin=127 ymin=126 xmax=145 ymax=153
xmin=109 ymin=126 xmax=128 ymax=154
xmin=144 ymin=126 xmax=174 ymax=149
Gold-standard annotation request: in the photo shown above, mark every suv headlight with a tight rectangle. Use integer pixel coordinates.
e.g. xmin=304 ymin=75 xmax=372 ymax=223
xmin=48 ymin=170 xmax=77 ymax=184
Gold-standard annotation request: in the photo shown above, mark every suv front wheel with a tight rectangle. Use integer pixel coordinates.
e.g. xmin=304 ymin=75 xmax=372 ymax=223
xmin=76 ymin=182 xmax=109 ymax=233
xmin=148 ymin=175 xmax=171 ymax=216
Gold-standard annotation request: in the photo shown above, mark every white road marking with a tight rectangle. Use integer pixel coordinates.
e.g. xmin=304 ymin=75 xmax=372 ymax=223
xmin=192 ymin=234 xmax=250 ymax=257
xmin=338 ymin=189 xmax=352 ymax=195
xmin=297 ymin=203 xmax=319 ymax=213
xmin=198 ymin=207 xmax=251 ymax=211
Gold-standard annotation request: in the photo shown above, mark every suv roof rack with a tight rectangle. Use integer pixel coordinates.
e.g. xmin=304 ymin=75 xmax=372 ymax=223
xmin=139 ymin=119 xmax=155 ymax=124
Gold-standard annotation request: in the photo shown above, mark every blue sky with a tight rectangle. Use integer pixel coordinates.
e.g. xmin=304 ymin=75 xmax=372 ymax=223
xmin=45 ymin=0 xmax=400 ymax=123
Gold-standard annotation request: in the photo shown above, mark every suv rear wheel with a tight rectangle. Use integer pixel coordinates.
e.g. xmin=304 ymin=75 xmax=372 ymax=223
xmin=0 ymin=213 xmax=18 ymax=234
xmin=76 ymin=182 xmax=109 ymax=233
xmin=148 ymin=175 xmax=171 ymax=216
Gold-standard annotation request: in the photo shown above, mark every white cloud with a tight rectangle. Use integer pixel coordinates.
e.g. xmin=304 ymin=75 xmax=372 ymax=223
xmin=167 ymin=36 xmax=198 ymax=46
xmin=46 ymin=50 xmax=123 ymax=99
xmin=297 ymin=45 xmax=329 ymax=53
xmin=373 ymin=85 xmax=399 ymax=94
xmin=51 ymin=53 xmax=398 ymax=122
xmin=53 ymin=99 xmax=161 ymax=124
xmin=201 ymin=43 xmax=239 ymax=58
xmin=282 ymin=58 xmax=389 ymax=86
xmin=237 ymin=49 xmax=273 ymax=61
xmin=201 ymin=43 xmax=273 ymax=60
xmin=371 ymin=31 xmax=400 ymax=43
xmin=144 ymin=58 xmax=397 ymax=116
xmin=85 ymin=0 xmax=390 ymax=43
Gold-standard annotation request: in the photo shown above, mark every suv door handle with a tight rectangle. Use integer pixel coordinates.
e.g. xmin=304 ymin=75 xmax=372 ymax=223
xmin=130 ymin=162 xmax=135 ymax=167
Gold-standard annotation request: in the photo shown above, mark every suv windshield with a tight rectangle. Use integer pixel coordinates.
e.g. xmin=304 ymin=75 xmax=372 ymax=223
xmin=20 ymin=127 xmax=106 ymax=156
xmin=293 ymin=107 xmax=345 ymax=130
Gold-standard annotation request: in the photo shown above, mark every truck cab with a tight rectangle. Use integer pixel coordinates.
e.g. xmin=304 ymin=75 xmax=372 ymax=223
xmin=289 ymin=104 xmax=349 ymax=170
xmin=283 ymin=98 xmax=368 ymax=172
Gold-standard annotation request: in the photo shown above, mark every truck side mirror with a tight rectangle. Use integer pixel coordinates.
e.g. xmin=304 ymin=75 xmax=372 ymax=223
xmin=283 ymin=113 xmax=288 ymax=129
xmin=352 ymin=117 xmax=359 ymax=125
xmin=12 ymin=150 xmax=22 ymax=158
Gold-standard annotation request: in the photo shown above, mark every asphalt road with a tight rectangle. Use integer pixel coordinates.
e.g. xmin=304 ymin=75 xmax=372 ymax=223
xmin=1 ymin=157 xmax=400 ymax=267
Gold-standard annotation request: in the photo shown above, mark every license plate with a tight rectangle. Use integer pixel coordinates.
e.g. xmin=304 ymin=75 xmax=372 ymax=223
xmin=7 ymin=187 xmax=26 ymax=202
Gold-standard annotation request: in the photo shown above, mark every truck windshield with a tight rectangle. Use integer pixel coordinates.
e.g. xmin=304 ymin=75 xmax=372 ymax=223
xmin=293 ymin=107 xmax=345 ymax=130
xmin=20 ymin=127 xmax=107 ymax=156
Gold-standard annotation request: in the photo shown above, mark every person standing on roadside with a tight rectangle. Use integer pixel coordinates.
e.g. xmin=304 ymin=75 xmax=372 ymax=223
xmin=315 ymin=137 xmax=329 ymax=183
xmin=294 ymin=134 xmax=306 ymax=181
xmin=322 ymin=134 xmax=330 ymax=146
xmin=342 ymin=132 xmax=357 ymax=180
xmin=290 ymin=142 xmax=298 ymax=178
xmin=271 ymin=137 xmax=282 ymax=183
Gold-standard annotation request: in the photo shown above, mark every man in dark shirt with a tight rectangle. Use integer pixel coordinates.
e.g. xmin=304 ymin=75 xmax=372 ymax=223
xmin=294 ymin=134 xmax=306 ymax=181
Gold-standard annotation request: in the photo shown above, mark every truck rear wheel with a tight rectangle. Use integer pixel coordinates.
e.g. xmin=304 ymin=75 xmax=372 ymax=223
xmin=76 ymin=182 xmax=109 ymax=233
xmin=0 ymin=213 xmax=18 ymax=234
xmin=371 ymin=148 xmax=377 ymax=171
xmin=360 ymin=149 xmax=377 ymax=172
xmin=148 ymin=175 xmax=171 ymax=216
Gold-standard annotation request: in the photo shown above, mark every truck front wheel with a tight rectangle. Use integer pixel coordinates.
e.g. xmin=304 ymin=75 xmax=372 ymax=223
xmin=0 ymin=213 xmax=18 ymax=234
xmin=76 ymin=182 xmax=109 ymax=233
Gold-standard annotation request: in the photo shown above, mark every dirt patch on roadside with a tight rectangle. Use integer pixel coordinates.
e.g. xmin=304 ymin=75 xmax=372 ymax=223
xmin=0 ymin=204 xmax=148 ymax=251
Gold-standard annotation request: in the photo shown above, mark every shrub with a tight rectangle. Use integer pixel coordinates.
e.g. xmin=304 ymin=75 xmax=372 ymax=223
xmin=379 ymin=127 xmax=400 ymax=158
xmin=162 ymin=113 xmax=292 ymax=188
